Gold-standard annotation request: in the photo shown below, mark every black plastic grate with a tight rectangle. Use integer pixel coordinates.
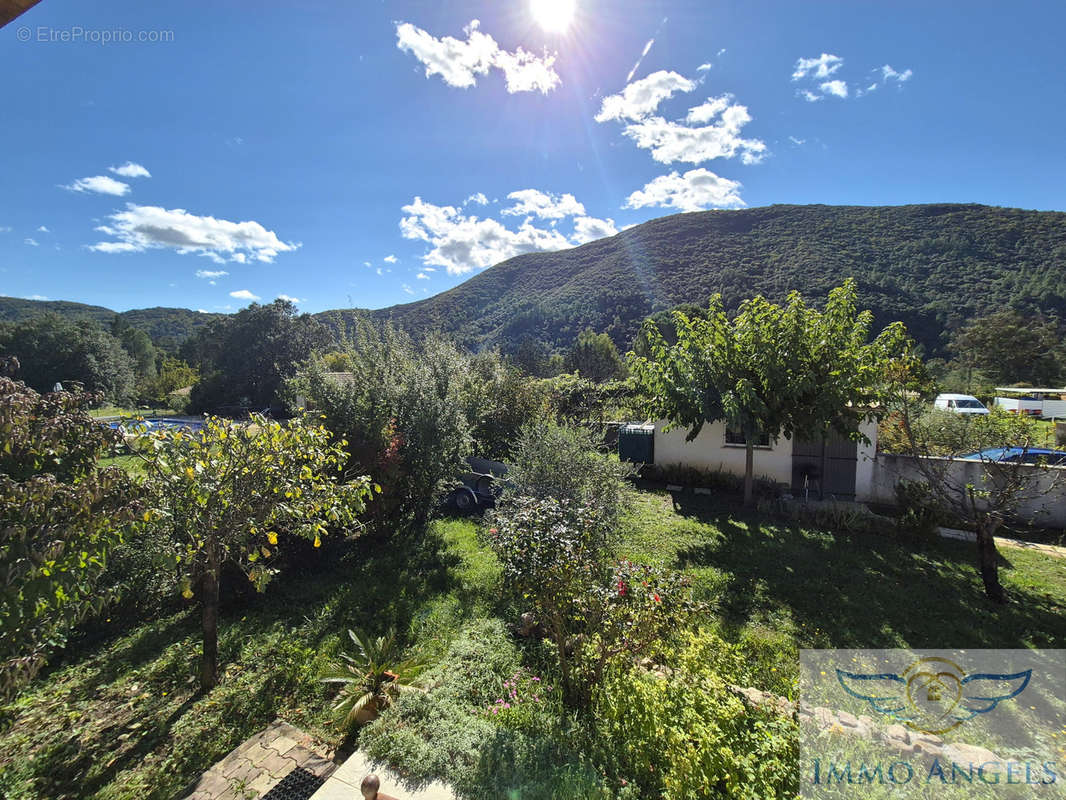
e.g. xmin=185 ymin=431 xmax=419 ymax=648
xmin=259 ymin=766 xmax=327 ymax=800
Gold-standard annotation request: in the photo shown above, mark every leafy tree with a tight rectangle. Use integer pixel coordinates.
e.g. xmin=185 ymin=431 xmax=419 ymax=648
xmin=629 ymin=281 xmax=907 ymax=505
xmin=185 ymin=300 xmax=330 ymax=412
xmin=564 ymin=329 xmax=626 ymax=382
xmin=143 ymin=356 xmax=200 ymax=407
xmin=0 ymin=371 xmax=141 ymax=698
xmin=507 ymin=336 xmax=552 ymax=378
xmin=0 ymin=314 xmax=137 ymax=403
xmin=135 ymin=414 xmax=373 ymax=691
xmin=289 ymin=324 xmax=470 ymax=531
xmin=948 ymin=310 xmax=1063 ymax=388
xmin=461 ymin=352 xmax=548 ymax=461
xmin=884 ymin=357 xmax=1058 ymax=603
xmin=111 ymin=315 xmax=158 ymax=387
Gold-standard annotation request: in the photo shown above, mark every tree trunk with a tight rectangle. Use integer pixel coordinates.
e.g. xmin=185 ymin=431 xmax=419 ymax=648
xmin=743 ymin=441 xmax=755 ymax=507
xmin=200 ymin=543 xmax=221 ymax=692
xmin=975 ymin=521 xmax=1007 ymax=604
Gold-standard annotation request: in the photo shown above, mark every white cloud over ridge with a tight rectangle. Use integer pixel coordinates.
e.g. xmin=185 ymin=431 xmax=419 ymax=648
xmin=396 ymin=19 xmax=559 ymax=94
xmin=624 ymin=168 xmax=745 ymax=212
xmin=89 ymin=204 xmax=299 ymax=264
xmin=63 ymin=175 xmax=130 ymax=196
xmin=230 ymin=289 xmax=260 ymax=301
xmin=400 ymin=192 xmax=617 ymax=275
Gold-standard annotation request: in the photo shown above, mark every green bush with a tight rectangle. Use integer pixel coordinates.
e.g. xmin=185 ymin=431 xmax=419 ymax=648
xmin=894 ymin=478 xmax=943 ymax=540
xmin=592 ymin=629 xmax=798 ymax=800
xmin=506 ymin=420 xmax=635 ymax=534
xmin=642 ymin=463 xmax=782 ymax=499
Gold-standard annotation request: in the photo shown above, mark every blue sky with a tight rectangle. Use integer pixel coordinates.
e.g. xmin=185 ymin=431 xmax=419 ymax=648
xmin=2 ymin=0 xmax=1064 ymax=314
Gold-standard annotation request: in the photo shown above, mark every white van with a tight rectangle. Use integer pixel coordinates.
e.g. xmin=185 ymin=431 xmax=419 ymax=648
xmin=934 ymin=393 xmax=990 ymax=415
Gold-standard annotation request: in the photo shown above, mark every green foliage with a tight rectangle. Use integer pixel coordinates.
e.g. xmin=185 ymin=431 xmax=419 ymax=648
xmin=630 ymin=281 xmax=908 ymax=503
xmin=0 ymin=377 xmax=142 ymax=699
xmin=894 ymin=479 xmax=943 ymax=540
xmin=291 ymin=324 xmax=471 ymax=529
xmin=461 ymin=351 xmax=548 ymax=461
xmin=0 ymin=314 xmax=138 ymax=403
xmin=506 ymin=420 xmax=635 ymax=535
xmin=592 ymin=629 xmax=798 ymax=799
xmin=136 ymin=413 xmax=373 ymax=689
xmin=186 ymin=299 xmax=330 ymax=411
xmin=320 ymin=627 xmax=427 ymax=731
xmin=948 ymin=309 xmax=1063 ymax=387
xmin=485 ymin=496 xmax=693 ymax=707
xmin=141 ymin=357 xmax=199 ymax=408
xmin=540 ymin=373 xmax=644 ymax=424
xmin=565 ymin=328 xmax=627 ymax=382
xmin=640 ymin=463 xmax=782 ymax=499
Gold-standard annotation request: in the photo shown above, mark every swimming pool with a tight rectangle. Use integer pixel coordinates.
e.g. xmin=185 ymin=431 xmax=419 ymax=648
xmin=108 ymin=417 xmax=205 ymax=434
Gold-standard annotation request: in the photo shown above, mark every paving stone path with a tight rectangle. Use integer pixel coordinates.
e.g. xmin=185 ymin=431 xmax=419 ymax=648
xmin=180 ymin=719 xmax=335 ymax=800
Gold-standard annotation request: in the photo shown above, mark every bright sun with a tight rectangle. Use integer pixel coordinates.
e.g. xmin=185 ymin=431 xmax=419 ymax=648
xmin=529 ymin=0 xmax=577 ymax=33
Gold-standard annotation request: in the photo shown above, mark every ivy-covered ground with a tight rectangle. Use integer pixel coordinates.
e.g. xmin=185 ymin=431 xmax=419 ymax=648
xmin=1 ymin=491 xmax=1064 ymax=799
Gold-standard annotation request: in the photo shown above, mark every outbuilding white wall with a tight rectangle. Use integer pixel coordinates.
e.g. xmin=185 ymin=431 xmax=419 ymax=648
xmin=653 ymin=420 xmax=794 ymax=485
xmin=653 ymin=417 xmax=880 ymax=501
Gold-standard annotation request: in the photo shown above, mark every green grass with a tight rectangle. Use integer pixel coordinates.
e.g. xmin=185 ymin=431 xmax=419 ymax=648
xmin=89 ymin=407 xmax=180 ymax=419
xmin=1 ymin=492 xmax=1063 ymax=799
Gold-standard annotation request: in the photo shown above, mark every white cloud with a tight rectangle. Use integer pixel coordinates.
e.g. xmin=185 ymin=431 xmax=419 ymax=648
xmin=108 ymin=161 xmax=151 ymax=179
xmin=881 ymin=64 xmax=913 ymax=83
xmin=376 ymin=267 xmax=384 ymax=276
xmin=620 ymin=96 xmax=767 ymax=165
xmin=696 ymin=62 xmax=711 ymax=72
xmin=401 ymin=191 xmax=614 ymax=275
xmin=624 ymin=168 xmax=745 ymax=212
xmin=0 ymin=226 xmax=11 ymax=233
xmin=88 ymin=204 xmax=299 ymax=263
xmin=396 ymin=19 xmax=559 ymax=94
xmin=502 ymin=189 xmax=586 ymax=219
xmin=416 ymin=272 xmax=430 ymax=280
xmin=24 ymin=238 xmax=39 ymax=247
xmin=595 ymin=70 xmax=696 ymax=122
xmin=402 ymin=283 xmax=415 ymax=295
xmin=383 ymin=254 xmax=398 ymax=263
xmin=63 ymin=175 xmax=130 ymax=196
xmin=277 ymin=294 xmax=303 ymax=303
xmin=800 ymin=90 xmax=822 ymax=103
xmin=789 ymin=136 xmax=806 ymax=146
xmin=26 ymin=294 xmax=48 ymax=301
xmin=571 ymin=215 xmax=618 ymax=244
xmin=195 ymin=269 xmax=229 ymax=279
xmin=626 ymin=37 xmax=656 ymax=83
xmin=792 ymin=53 xmax=843 ymax=80
xmin=820 ymin=79 xmax=848 ymax=98
xmin=37 ymin=225 xmax=49 ymax=233
xmin=229 ymin=289 xmax=260 ymax=301
xmin=464 ymin=192 xmax=489 ymax=206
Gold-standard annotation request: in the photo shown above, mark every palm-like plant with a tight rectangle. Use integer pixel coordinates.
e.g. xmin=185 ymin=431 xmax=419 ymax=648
xmin=320 ymin=627 xmax=428 ymax=729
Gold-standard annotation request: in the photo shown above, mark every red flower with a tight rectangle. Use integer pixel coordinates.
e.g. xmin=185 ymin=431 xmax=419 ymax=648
xmin=653 ymin=593 xmax=661 ymax=603
xmin=617 ymin=579 xmax=627 ymax=596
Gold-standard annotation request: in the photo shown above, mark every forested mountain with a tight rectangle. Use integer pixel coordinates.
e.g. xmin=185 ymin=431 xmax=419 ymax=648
xmin=5 ymin=204 xmax=1065 ymax=357
xmin=347 ymin=204 xmax=1066 ymax=357
xmin=0 ymin=298 xmax=221 ymax=350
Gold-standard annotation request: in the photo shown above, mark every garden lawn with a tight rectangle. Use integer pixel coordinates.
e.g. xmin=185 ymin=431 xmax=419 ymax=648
xmin=1 ymin=492 xmax=1064 ymax=799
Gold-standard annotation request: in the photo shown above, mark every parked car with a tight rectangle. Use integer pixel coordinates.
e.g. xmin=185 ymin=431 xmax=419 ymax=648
xmin=934 ymin=393 xmax=990 ymax=415
xmin=958 ymin=447 xmax=1066 ymax=466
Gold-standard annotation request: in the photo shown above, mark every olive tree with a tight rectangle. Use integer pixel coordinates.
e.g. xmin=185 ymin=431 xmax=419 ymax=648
xmin=0 ymin=369 xmax=141 ymax=699
xmin=136 ymin=414 xmax=373 ymax=691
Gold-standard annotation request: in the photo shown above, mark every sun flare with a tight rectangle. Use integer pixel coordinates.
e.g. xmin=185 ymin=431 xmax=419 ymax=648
xmin=529 ymin=0 xmax=577 ymax=33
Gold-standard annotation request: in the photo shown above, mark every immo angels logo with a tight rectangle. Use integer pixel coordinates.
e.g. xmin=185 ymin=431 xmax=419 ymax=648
xmin=837 ymin=656 xmax=1032 ymax=735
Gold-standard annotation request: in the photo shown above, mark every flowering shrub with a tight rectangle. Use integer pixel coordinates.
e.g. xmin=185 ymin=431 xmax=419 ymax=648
xmin=486 ymin=668 xmax=558 ymax=733
xmin=485 ymin=496 xmax=697 ymax=707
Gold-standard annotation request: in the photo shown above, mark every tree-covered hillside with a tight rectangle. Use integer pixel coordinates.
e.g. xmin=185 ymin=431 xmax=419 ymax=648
xmin=0 ymin=298 xmax=221 ymax=351
xmin=5 ymin=204 xmax=1065 ymax=358
xmin=346 ymin=203 xmax=1066 ymax=356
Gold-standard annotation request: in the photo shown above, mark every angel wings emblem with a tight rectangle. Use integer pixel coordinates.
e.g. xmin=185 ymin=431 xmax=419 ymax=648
xmin=836 ymin=656 xmax=1031 ymax=734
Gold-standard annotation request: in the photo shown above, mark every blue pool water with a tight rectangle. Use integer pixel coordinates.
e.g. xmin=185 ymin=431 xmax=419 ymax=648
xmin=109 ymin=417 xmax=205 ymax=434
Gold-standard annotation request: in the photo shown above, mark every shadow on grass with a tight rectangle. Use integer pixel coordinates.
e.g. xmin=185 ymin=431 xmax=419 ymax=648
xmin=667 ymin=492 xmax=1066 ymax=649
